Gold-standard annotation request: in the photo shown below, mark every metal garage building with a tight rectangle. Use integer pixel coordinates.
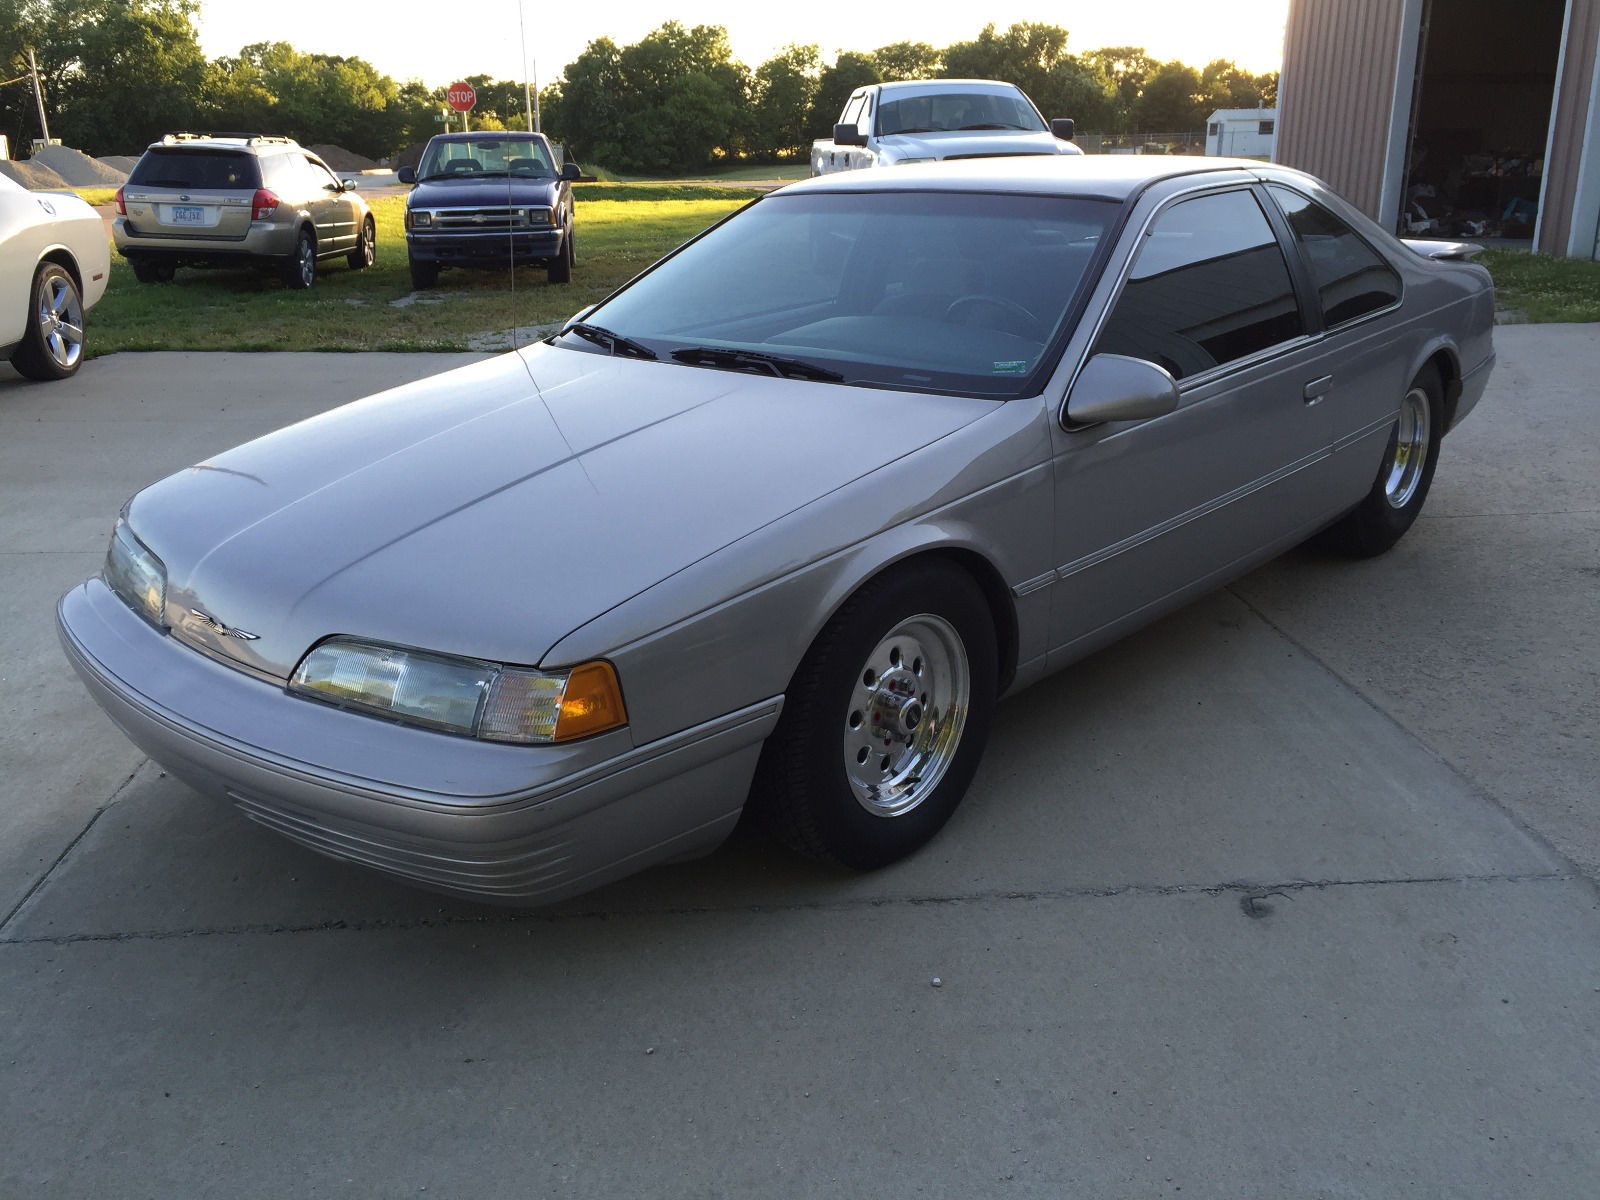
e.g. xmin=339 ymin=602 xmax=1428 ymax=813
xmin=1276 ymin=0 xmax=1600 ymax=258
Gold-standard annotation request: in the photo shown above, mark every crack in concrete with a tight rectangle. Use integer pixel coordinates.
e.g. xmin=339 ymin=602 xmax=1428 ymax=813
xmin=0 ymin=763 xmax=147 ymax=935
xmin=0 ymin=870 xmax=1575 ymax=947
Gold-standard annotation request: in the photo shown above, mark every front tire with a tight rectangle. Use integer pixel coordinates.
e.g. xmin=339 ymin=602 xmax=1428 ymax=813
xmin=281 ymin=230 xmax=316 ymax=289
xmin=11 ymin=262 xmax=85 ymax=381
xmin=1323 ymin=364 xmax=1443 ymax=558
xmin=755 ymin=560 xmax=998 ymax=869
xmin=409 ymin=256 xmax=439 ymax=289
xmin=347 ymin=216 xmax=375 ymax=270
xmin=547 ymin=225 xmax=574 ymax=284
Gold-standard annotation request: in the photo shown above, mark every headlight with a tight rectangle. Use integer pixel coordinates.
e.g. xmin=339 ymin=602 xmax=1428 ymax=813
xmin=408 ymin=210 xmax=432 ymax=229
xmin=289 ymin=637 xmax=626 ymax=744
xmin=104 ymin=518 xmax=167 ymax=628
xmin=524 ymin=206 xmax=553 ymax=226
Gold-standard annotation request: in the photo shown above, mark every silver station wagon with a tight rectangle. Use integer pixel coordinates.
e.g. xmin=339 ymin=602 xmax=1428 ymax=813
xmin=60 ymin=157 xmax=1496 ymax=905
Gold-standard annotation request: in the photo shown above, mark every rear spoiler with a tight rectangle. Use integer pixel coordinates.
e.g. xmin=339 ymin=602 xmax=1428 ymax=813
xmin=1402 ymin=238 xmax=1485 ymax=262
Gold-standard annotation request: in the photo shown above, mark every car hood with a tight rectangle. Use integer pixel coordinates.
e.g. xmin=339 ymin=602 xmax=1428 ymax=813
xmin=879 ymin=130 xmax=1080 ymax=159
xmin=126 ymin=346 xmax=993 ymax=680
xmin=407 ymin=175 xmax=561 ymax=207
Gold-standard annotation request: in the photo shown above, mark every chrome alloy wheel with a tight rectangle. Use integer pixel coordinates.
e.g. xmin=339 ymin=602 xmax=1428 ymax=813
xmin=1384 ymin=385 xmax=1432 ymax=509
xmin=35 ymin=271 xmax=84 ymax=372
xmin=843 ymin=614 xmax=970 ymax=818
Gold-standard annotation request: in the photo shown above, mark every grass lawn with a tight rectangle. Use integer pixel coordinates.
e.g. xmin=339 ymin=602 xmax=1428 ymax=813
xmin=87 ymin=184 xmax=751 ymax=355
xmin=1479 ymin=247 xmax=1600 ymax=323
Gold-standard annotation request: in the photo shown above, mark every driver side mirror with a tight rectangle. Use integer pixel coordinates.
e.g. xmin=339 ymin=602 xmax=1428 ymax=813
xmin=561 ymin=161 xmax=581 ymax=181
xmin=834 ymin=123 xmax=868 ymax=147
xmin=340 ymin=178 xmax=359 ymax=191
xmin=397 ymin=165 xmax=417 ymax=185
xmin=1064 ymin=354 xmax=1179 ymax=427
xmin=1051 ymin=118 xmax=1076 ymax=142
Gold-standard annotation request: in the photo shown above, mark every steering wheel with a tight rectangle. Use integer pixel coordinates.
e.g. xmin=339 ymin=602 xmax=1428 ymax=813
xmin=944 ymin=295 xmax=1047 ymax=341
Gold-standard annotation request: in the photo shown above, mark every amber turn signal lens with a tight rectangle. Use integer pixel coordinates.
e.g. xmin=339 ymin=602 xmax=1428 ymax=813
xmin=553 ymin=661 xmax=627 ymax=741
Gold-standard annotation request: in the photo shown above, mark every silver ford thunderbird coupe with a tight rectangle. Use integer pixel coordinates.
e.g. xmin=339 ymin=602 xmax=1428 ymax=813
xmin=59 ymin=157 xmax=1496 ymax=904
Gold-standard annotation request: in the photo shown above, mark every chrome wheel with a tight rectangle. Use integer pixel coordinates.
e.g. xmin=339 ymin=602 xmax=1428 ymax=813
xmin=843 ymin=613 xmax=970 ymax=818
xmin=1384 ymin=385 xmax=1431 ymax=509
xmin=35 ymin=268 xmax=84 ymax=372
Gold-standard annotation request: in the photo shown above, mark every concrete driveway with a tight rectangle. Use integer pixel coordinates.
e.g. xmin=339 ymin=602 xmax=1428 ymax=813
xmin=2 ymin=331 xmax=1597 ymax=1196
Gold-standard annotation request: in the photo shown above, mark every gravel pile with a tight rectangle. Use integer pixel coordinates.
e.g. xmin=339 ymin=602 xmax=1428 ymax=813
xmin=31 ymin=144 xmax=128 ymax=186
xmin=309 ymin=144 xmax=379 ymax=173
xmin=0 ymin=158 xmax=68 ymax=189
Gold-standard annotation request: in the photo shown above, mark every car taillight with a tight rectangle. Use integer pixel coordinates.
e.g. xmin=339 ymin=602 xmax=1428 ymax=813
xmin=252 ymin=189 xmax=279 ymax=221
xmin=114 ymin=187 xmax=126 ymax=216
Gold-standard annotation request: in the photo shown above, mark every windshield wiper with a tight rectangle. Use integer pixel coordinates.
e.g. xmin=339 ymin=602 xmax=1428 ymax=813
xmin=670 ymin=347 xmax=844 ymax=383
xmin=561 ymin=322 xmax=658 ymax=360
xmin=956 ymin=123 xmax=1030 ymax=131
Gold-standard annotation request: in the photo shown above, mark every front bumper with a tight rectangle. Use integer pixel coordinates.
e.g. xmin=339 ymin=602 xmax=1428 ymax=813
xmin=406 ymin=228 xmax=564 ymax=268
xmin=58 ymin=579 xmax=779 ymax=905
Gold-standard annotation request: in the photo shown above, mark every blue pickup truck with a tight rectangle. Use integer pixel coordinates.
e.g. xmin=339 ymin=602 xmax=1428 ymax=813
xmin=398 ymin=131 xmax=580 ymax=288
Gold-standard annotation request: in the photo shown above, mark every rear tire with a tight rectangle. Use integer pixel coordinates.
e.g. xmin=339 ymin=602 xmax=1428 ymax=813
xmin=754 ymin=561 xmax=998 ymax=870
xmin=129 ymin=258 xmax=176 ymax=284
xmin=347 ymin=216 xmax=375 ymax=270
xmin=1322 ymin=364 xmax=1443 ymax=558
xmin=281 ymin=230 xmax=316 ymax=289
xmin=10 ymin=262 xmax=85 ymax=381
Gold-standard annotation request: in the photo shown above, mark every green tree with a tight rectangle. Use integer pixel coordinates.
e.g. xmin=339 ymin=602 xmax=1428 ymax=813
xmin=871 ymin=41 xmax=940 ymax=82
xmin=750 ymin=44 xmax=820 ymax=160
xmin=1134 ymin=61 xmax=1205 ymax=131
xmin=1082 ymin=46 xmax=1158 ymax=131
xmin=1200 ymin=58 xmax=1265 ymax=112
xmin=30 ymin=0 xmax=207 ymax=154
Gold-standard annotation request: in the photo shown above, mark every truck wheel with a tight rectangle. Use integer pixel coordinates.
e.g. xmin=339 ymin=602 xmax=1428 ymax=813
xmin=409 ymin=256 xmax=439 ymax=289
xmin=547 ymin=227 xmax=573 ymax=284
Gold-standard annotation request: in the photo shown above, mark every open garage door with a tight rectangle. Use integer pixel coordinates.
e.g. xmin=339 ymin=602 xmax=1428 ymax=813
xmin=1399 ymin=0 xmax=1566 ymax=242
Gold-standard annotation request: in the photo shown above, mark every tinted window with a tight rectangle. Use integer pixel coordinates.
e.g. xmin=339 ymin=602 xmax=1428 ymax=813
xmin=1095 ymin=189 xmax=1304 ymax=380
xmin=1269 ymin=185 xmax=1402 ymax=327
xmin=129 ymin=150 xmax=259 ymax=190
xmin=877 ymin=90 xmax=1046 ymax=135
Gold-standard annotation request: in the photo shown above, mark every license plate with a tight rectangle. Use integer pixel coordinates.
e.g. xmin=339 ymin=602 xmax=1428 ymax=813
xmin=170 ymin=205 xmax=205 ymax=225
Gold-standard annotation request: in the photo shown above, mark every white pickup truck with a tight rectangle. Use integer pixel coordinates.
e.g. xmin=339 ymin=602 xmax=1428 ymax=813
xmin=811 ymin=79 xmax=1082 ymax=176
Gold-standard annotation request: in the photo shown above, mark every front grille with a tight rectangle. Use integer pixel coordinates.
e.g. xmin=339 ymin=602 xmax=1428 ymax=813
xmin=430 ymin=206 xmax=546 ymax=231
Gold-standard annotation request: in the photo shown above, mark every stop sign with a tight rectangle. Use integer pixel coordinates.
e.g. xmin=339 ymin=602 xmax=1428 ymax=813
xmin=446 ymin=82 xmax=477 ymax=113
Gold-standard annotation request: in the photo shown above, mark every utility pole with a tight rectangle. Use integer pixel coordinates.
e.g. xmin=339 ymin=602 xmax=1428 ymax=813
xmin=27 ymin=47 xmax=51 ymax=146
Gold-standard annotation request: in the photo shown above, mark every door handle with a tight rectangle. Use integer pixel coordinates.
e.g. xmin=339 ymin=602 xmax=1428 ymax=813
xmin=1303 ymin=374 xmax=1334 ymax=404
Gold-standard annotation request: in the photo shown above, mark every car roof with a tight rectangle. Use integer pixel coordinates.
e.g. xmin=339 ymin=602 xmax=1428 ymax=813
xmin=872 ymin=78 xmax=1027 ymax=96
xmin=144 ymin=134 xmax=300 ymax=153
xmin=428 ymin=131 xmax=547 ymax=142
xmin=786 ymin=155 xmax=1292 ymax=201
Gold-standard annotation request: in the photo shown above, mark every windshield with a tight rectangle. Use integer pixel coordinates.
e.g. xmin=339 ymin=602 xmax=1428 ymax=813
xmin=417 ymin=137 xmax=555 ymax=180
xmin=558 ymin=190 xmax=1116 ymax=399
xmin=877 ymin=91 xmax=1048 ymax=135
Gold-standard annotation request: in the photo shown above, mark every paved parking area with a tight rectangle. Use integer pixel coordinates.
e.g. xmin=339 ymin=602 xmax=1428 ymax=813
xmin=2 ymin=331 xmax=1597 ymax=1196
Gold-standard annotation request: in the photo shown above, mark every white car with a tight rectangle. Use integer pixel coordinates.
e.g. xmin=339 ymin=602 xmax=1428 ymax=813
xmin=0 ymin=173 xmax=110 ymax=381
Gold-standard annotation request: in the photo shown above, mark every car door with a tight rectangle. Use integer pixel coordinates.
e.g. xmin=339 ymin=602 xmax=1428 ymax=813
xmin=302 ymin=155 xmax=355 ymax=255
xmin=1262 ymin=183 xmax=1409 ymax=506
xmin=1045 ymin=185 xmax=1339 ymax=660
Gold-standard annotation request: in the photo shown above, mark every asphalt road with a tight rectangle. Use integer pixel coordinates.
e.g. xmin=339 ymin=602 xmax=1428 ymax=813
xmin=2 ymin=331 xmax=1597 ymax=1197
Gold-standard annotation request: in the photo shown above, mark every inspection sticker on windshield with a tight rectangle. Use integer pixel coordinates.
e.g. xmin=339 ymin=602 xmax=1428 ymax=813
xmin=992 ymin=360 xmax=1029 ymax=374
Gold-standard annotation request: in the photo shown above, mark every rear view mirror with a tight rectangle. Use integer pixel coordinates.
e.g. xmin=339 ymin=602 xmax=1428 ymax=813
xmin=833 ymin=123 xmax=868 ymax=147
xmin=1051 ymin=118 xmax=1076 ymax=141
xmin=561 ymin=162 xmax=581 ymax=181
xmin=398 ymin=165 xmax=417 ymax=185
xmin=1064 ymin=354 xmax=1179 ymax=427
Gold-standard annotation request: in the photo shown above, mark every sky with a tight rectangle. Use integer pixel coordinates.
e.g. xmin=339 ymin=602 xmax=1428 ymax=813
xmin=192 ymin=1 xmax=1289 ymax=89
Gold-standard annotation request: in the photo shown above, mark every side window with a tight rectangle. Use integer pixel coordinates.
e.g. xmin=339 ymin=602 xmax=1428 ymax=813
xmin=1095 ymin=189 xmax=1305 ymax=381
xmin=304 ymin=156 xmax=340 ymax=191
xmin=840 ymin=94 xmax=866 ymax=131
xmin=1269 ymin=185 xmax=1402 ymax=327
